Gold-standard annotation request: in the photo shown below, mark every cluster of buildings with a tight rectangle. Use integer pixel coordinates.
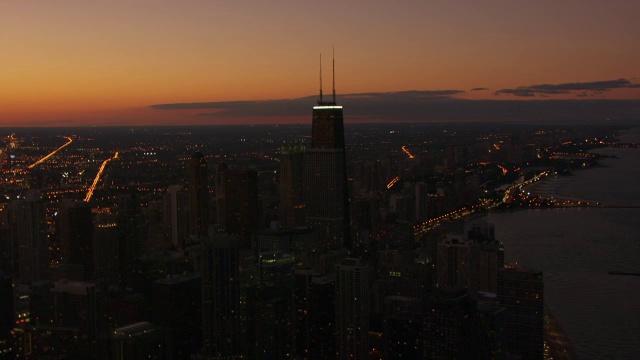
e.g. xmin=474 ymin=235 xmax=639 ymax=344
xmin=5 ymin=81 xmax=608 ymax=359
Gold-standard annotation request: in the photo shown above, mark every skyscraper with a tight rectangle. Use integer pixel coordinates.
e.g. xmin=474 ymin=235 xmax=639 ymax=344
xmin=215 ymin=164 xmax=259 ymax=245
xmin=9 ymin=191 xmax=48 ymax=284
xmin=497 ymin=267 xmax=544 ymax=360
xmin=189 ymin=151 xmax=209 ymax=239
xmin=59 ymin=200 xmax=93 ymax=278
xmin=164 ymin=185 xmax=188 ymax=248
xmin=279 ymin=144 xmax=305 ymax=228
xmin=304 ymin=54 xmax=351 ymax=250
xmin=335 ymin=258 xmax=370 ymax=360
xmin=201 ymin=233 xmax=241 ymax=358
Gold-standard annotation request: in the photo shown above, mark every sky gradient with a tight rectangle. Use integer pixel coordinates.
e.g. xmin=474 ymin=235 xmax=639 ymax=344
xmin=2 ymin=0 xmax=639 ymax=126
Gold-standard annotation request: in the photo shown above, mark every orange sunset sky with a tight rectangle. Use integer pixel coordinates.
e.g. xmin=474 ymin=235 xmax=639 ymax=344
xmin=2 ymin=1 xmax=639 ymax=126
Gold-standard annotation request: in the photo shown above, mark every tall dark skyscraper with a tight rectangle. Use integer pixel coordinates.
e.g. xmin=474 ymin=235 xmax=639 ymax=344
xmin=59 ymin=200 xmax=93 ymax=278
xmin=215 ymin=164 xmax=259 ymax=245
xmin=189 ymin=151 xmax=209 ymax=238
xmin=202 ymin=233 xmax=241 ymax=358
xmin=498 ymin=267 xmax=544 ymax=360
xmin=304 ymin=54 xmax=351 ymax=250
xmin=8 ymin=191 xmax=48 ymax=284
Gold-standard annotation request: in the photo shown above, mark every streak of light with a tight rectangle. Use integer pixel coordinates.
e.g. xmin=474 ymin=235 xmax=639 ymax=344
xmin=387 ymin=176 xmax=400 ymax=189
xmin=84 ymin=151 xmax=119 ymax=202
xmin=28 ymin=136 xmax=73 ymax=169
xmin=401 ymin=145 xmax=415 ymax=159
xmin=497 ymin=164 xmax=508 ymax=175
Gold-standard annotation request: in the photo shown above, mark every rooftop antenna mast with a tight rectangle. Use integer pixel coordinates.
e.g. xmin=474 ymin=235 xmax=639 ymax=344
xmin=319 ymin=53 xmax=323 ymax=104
xmin=332 ymin=47 xmax=336 ymax=104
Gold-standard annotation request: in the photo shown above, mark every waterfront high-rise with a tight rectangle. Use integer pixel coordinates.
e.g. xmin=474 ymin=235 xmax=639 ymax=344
xmin=304 ymin=54 xmax=351 ymax=250
xmin=189 ymin=151 xmax=209 ymax=238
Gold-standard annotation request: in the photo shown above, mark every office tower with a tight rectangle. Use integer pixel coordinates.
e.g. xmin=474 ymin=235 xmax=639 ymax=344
xmin=111 ymin=322 xmax=166 ymax=360
xmin=201 ymin=233 xmax=241 ymax=358
xmin=497 ymin=267 xmax=544 ymax=360
xmin=279 ymin=144 xmax=305 ymax=227
xmin=335 ymin=258 xmax=371 ymax=360
xmin=51 ymin=280 xmax=99 ymax=341
xmin=152 ymin=274 xmax=201 ymax=359
xmin=436 ymin=237 xmax=479 ymax=295
xmin=59 ymin=199 xmax=93 ymax=278
xmin=424 ymin=290 xmax=476 ymax=359
xmin=304 ymin=55 xmax=351 ymax=250
xmin=8 ymin=191 xmax=48 ymax=284
xmin=164 ymin=185 xmax=189 ymax=249
xmin=215 ymin=164 xmax=260 ymax=246
xmin=189 ymin=151 xmax=209 ymax=238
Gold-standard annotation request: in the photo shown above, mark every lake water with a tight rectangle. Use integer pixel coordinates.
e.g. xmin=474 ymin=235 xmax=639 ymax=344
xmin=478 ymin=128 xmax=640 ymax=359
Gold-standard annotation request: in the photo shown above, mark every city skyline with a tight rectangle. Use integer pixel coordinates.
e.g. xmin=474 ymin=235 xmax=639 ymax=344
xmin=2 ymin=0 xmax=640 ymax=126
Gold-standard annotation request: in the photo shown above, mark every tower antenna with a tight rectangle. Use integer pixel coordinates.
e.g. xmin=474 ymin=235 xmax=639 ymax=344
xmin=332 ymin=47 xmax=336 ymax=103
xmin=319 ymin=53 xmax=323 ymax=104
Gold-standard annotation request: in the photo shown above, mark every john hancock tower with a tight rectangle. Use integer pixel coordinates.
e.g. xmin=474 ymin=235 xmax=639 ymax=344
xmin=304 ymin=53 xmax=351 ymax=251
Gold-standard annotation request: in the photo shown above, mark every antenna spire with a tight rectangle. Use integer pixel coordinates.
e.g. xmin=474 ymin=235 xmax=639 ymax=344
xmin=332 ymin=47 xmax=336 ymax=103
xmin=319 ymin=53 xmax=323 ymax=104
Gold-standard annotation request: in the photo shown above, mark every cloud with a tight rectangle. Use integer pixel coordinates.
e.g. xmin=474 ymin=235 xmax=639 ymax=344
xmin=470 ymin=87 xmax=489 ymax=91
xmin=496 ymin=78 xmax=640 ymax=97
xmin=149 ymin=88 xmax=640 ymax=125
xmin=150 ymin=90 xmax=464 ymax=118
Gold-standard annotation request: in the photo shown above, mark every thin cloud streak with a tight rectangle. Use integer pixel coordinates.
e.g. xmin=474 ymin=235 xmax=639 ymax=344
xmin=496 ymin=78 xmax=640 ymax=97
xmin=150 ymin=88 xmax=640 ymax=124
